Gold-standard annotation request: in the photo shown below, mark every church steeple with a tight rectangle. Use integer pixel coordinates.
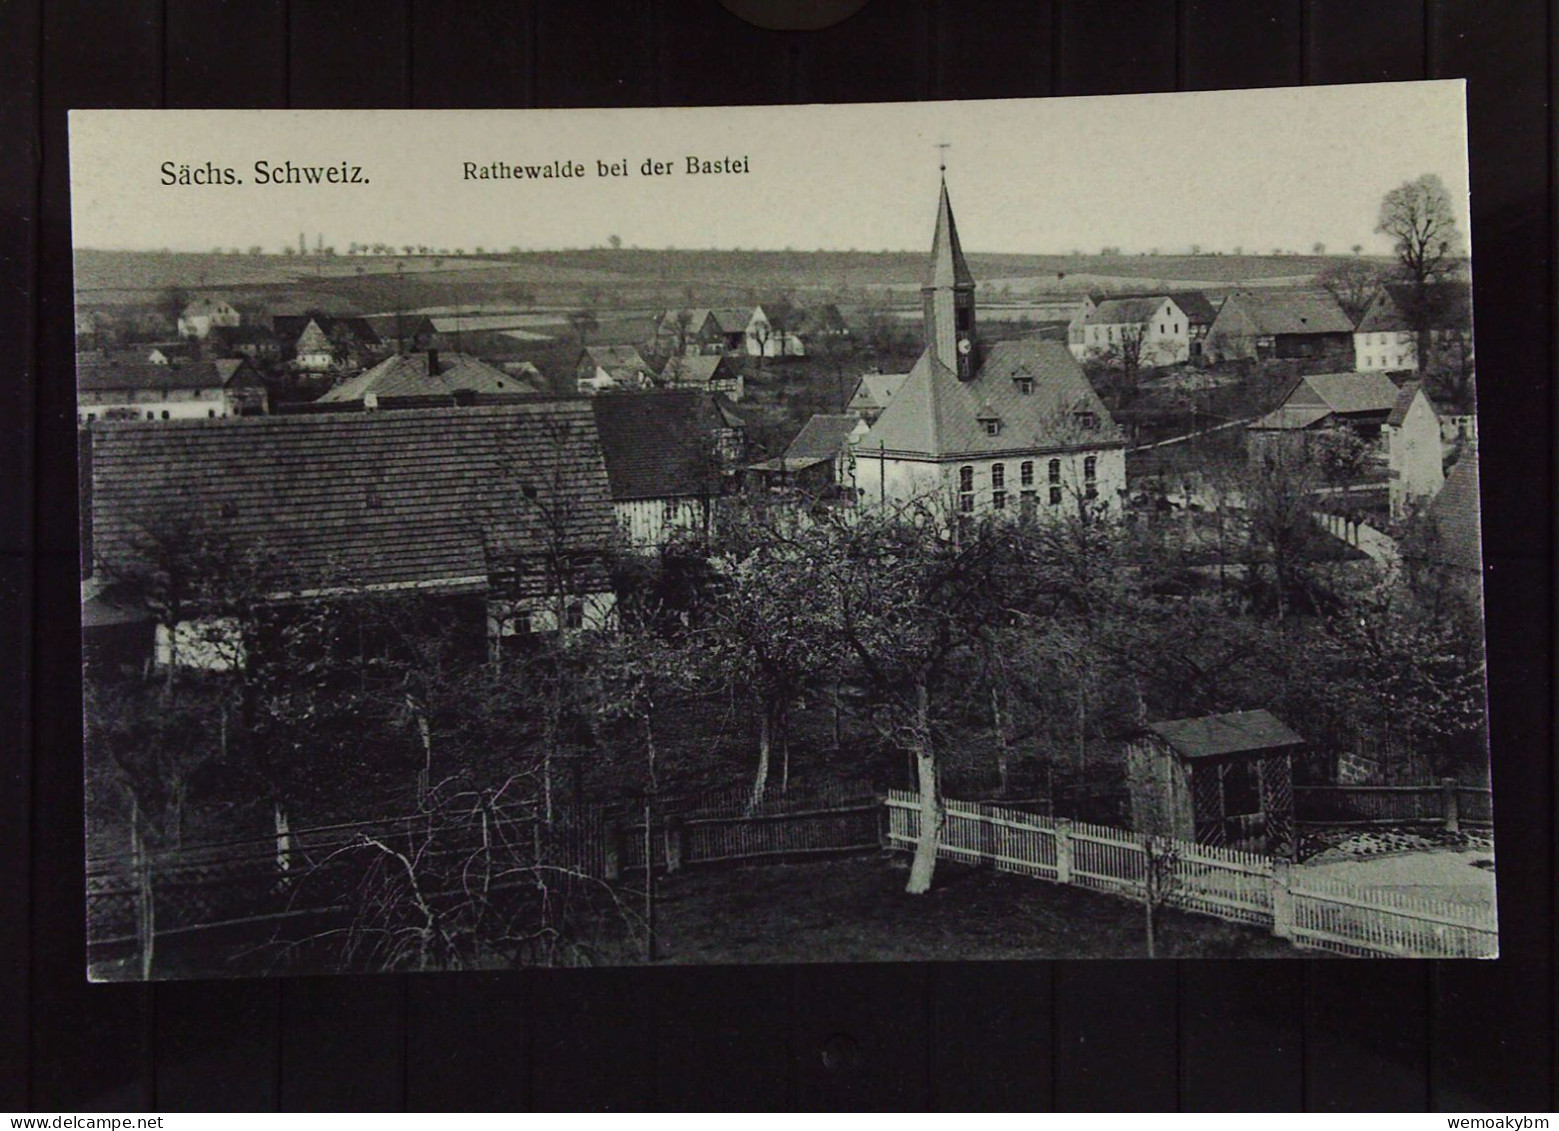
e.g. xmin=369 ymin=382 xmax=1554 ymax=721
xmin=922 ymin=171 xmax=978 ymax=378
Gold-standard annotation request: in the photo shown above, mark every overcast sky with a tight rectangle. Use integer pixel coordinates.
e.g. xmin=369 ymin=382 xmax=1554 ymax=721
xmin=71 ymin=81 xmax=1470 ymax=258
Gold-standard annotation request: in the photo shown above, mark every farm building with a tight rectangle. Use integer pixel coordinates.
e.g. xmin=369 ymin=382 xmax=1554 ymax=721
xmin=1354 ymin=281 xmax=1473 ymax=373
xmin=1383 ymin=382 xmax=1445 ymax=517
xmin=1203 ymin=291 xmax=1354 ymax=365
xmin=84 ymin=403 xmax=619 ymax=669
xmin=576 ymin=345 xmax=655 ymax=394
xmin=747 ymin=413 xmax=867 ymax=498
xmin=1126 ymin=709 xmax=1302 ymax=857
xmin=1245 ymin=371 xmax=1419 ymax=469
xmin=661 ymin=352 xmax=745 ymax=400
xmin=77 ymin=354 xmax=268 ymax=424
xmin=1069 ymin=294 xmax=1192 ymax=368
xmin=177 ymin=296 xmax=242 ymax=339
xmin=650 ymin=308 xmax=729 ymax=356
xmin=316 ymin=350 xmax=539 ymax=407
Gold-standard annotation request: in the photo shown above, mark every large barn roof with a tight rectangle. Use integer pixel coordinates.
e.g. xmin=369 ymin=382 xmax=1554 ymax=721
xmin=89 ymin=403 xmax=614 ymax=599
xmin=591 ymin=390 xmax=727 ymax=502
xmin=319 ymin=351 xmax=537 ymax=403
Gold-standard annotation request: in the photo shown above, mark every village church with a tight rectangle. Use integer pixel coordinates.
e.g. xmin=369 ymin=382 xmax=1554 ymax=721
xmin=856 ymin=177 xmax=1127 ymax=518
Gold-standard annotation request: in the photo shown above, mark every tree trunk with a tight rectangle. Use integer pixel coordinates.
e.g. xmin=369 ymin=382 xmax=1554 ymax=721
xmin=991 ymin=683 xmax=1010 ymax=797
xmin=1145 ymin=898 xmax=1157 ymax=959
xmin=905 ymin=676 xmax=942 ymax=895
xmin=749 ymin=702 xmax=772 ymax=813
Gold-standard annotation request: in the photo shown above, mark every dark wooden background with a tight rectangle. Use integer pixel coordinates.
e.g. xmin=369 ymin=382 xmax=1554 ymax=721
xmin=2 ymin=0 xmax=1553 ymax=1111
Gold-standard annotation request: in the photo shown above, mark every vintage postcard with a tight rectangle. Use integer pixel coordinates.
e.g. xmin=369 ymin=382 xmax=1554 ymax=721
xmin=71 ymin=84 xmax=1493 ymax=978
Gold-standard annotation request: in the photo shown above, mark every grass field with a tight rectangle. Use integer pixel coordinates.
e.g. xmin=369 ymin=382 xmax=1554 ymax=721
xmin=650 ymin=854 xmax=1304 ymax=962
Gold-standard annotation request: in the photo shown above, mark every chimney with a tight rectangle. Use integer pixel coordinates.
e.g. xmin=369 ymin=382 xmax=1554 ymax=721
xmin=426 ymin=348 xmax=439 ymax=373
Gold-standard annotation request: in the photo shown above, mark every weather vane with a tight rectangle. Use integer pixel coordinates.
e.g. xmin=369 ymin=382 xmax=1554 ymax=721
xmin=936 ymin=142 xmax=951 ymax=173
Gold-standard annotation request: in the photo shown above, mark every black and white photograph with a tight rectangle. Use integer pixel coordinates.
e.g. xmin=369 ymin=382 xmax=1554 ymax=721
xmin=71 ymin=84 xmax=1494 ymax=980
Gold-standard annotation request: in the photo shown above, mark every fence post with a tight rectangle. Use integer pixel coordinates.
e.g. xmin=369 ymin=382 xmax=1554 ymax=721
xmin=665 ymin=816 xmax=685 ymax=873
xmin=603 ymin=821 xmax=621 ymax=882
xmin=1441 ymin=777 xmax=1460 ymax=833
xmin=1054 ymin=818 xmax=1073 ymax=885
xmin=1269 ymin=858 xmax=1294 ymax=939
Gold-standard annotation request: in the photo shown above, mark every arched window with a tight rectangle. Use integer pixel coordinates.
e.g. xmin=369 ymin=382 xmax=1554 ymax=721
xmin=1020 ymin=461 xmax=1034 ymax=487
xmin=958 ymin=465 xmax=974 ymax=513
xmin=1084 ymin=456 xmax=1099 ymax=500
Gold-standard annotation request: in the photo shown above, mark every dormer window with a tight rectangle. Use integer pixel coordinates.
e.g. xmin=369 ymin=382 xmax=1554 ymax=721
xmin=1014 ymin=377 xmax=1033 ymax=395
xmin=1074 ymin=411 xmax=1098 ymax=430
xmin=979 ymin=415 xmax=1001 ymax=436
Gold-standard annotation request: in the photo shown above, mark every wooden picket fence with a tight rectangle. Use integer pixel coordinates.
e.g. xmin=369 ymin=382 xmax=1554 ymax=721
xmin=886 ymin=791 xmax=1497 ymax=958
xmin=1294 ymin=781 xmax=1494 ymax=828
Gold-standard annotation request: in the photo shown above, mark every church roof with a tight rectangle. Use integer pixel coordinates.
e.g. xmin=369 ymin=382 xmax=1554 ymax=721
xmin=924 ymin=178 xmax=975 ymax=290
xmin=862 ymin=340 xmax=1124 ymax=459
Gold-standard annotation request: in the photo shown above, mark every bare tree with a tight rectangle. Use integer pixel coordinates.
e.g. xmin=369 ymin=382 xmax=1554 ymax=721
xmin=1316 ymin=258 xmax=1385 ymax=324
xmin=1377 ymin=174 xmax=1463 ymax=362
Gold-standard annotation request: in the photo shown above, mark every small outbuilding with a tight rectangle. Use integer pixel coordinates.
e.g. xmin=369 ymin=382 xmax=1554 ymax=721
xmin=1126 ymin=709 xmax=1302 ymax=857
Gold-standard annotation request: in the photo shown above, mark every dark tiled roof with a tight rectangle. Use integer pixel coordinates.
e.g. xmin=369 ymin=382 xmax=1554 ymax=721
xmin=320 ymin=351 xmax=538 ymax=402
xmin=1148 ymin=710 xmax=1304 ymax=759
xmin=1215 ymin=292 xmax=1354 ymax=336
xmin=1293 ymin=372 xmax=1403 ymax=416
xmin=90 ymin=404 xmax=614 ymax=599
xmin=1426 ymin=456 xmax=1482 ymax=574
xmin=1086 ymin=297 xmax=1165 ymax=325
xmin=77 ymin=355 xmax=260 ymax=394
xmin=582 ymin=345 xmax=652 ymax=374
xmin=663 ymin=354 xmax=737 ymax=385
xmin=1089 ymin=290 xmax=1218 ymax=325
xmin=784 ymin=415 xmax=861 ymax=462
xmin=591 ymin=390 xmax=727 ymax=502
xmin=1355 ymin=282 xmax=1473 ymax=334
xmin=864 ymin=341 xmax=1124 ymax=458
xmin=848 ymin=372 xmax=910 ymax=414
xmin=1386 ymin=381 xmax=1424 ymax=428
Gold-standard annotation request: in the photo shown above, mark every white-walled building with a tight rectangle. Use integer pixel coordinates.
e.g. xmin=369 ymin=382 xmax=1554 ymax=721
xmin=857 ymin=178 xmax=1127 ymax=518
xmin=77 ymin=354 xmax=269 ymax=424
xmin=1353 ymin=282 xmax=1473 ymax=373
xmin=1384 ymin=381 xmax=1446 ymax=518
xmin=744 ymin=305 xmax=806 ymax=358
xmin=1070 ymin=295 xmax=1191 ymax=367
xmin=177 ymin=297 xmax=242 ymax=339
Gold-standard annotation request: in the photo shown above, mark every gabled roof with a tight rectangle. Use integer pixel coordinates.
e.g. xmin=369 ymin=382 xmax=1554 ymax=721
xmin=591 ymin=390 xmax=727 ymax=502
xmin=1216 ymin=291 xmax=1354 ymax=336
xmin=1425 ymin=456 xmax=1482 ymax=574
xmin=1355 ymin=282 xmax=1473 ymax=334
xmin=1088 ymin=290 xmax=1218 ymax=325
xmin=925 ymin=178 xmax=975 ymax=290
xmin=1291 ymin=371 xmax=1403 ymax=416
xmin=89 ymin=404 xmax=615 ymax=598
xmin=181 ymin=297 xmax=236 ymax=318
xmin=77 ymin=355 xmax=257 ymax=394
xmin=848 ymin=372 xmax=911 ymax=414
xmin=663 ymin=354 xmax=736 ymax=384
xmin=363 ymin=313 xmax=436 ymax=342
xmin=655 ymin=308 xmax=721 ymax=336
xmin=294 ymin=319 xmax=335 ymax=354
xmin=1246 ymin=404 xmax=1336 ymax=432
xmin=784 ymin=415 xmax=862 ymax=462
xmin=863 ymin=340 xmax=1124 ymax=459
xmin=581 ymin=345 xmax=651 ymax=373
xmin=1148 ymin=710 xmax=1304 ymax=760
xmin=1386 ymin=381 xmax=1426 ymax=428
xmin=319 ymin=351 xmax=538 ymax=403
xmin=1085 ymin=296 xmax=1169 ymax=326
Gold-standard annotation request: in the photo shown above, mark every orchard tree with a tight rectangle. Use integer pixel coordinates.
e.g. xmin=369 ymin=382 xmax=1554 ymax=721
xmin=1377 ymin=174 xmax=1463 ymax=361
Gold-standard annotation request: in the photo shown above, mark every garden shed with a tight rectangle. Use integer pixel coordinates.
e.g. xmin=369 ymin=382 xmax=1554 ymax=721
xmin=1126 ymin=709 xmax=1302 ymax=858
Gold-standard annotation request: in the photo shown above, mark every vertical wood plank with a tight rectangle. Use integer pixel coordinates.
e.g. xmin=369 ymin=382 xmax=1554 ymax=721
xmin=533 ymin=0 xmax=657 ymax=108
xmin=0 ymin=0 xmax=40 ymax=1111
xmin=526 ymin=969 xmax=657 ymax=1109
xmin=1055 ymin=0 xmax=1177 ymax=96
xmin=289 ymin=0 xmax=412 ymax=108
xmin=1180 ymin=963 xmax=1302 ymax=1109
xmin=931 ymin=962 xmax=1053 ymax=1110
xmin=1426 ymin=0 xmax=1554 ymax=1106
xmin=148 ymin=5 xmax=287 ymax=1110
xmin=405 ymin=974 xmax=529 ymax=1111
xmin=791 ymin=964 xmax=930 ymax=1110
xmin=279 ymin=978 xmax=407 ymax=1111
xmin=410 ymin=0 xmax=534 ymax=108
xmin=791 ymin=0 xmax=932 ymax=105
xmin=1304 ymin=0 xmax=1425 ymax=85
xmin=1306 ymin=965 xmax=1431 ymax=1109
xmin=32 ymin=0 xmax=160 ymax=1106
xmin=1054 ymin=962 xmax=1178 ymax=1110
xmin=933 ymin=0 xmax=1054 ymax=102
xmin=653 ymin=967 xmax=792 ymax=1109
xmin=1182 ymin=0 xmax=1303 ymax=90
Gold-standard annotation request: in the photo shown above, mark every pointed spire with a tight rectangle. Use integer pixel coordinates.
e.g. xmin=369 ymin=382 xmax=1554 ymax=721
xmin=925 ymin=176 xmax=975 ymax=290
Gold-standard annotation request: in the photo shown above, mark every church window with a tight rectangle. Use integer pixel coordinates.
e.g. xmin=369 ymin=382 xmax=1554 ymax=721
xmin=1047 ymin=459 xmax=1061 ymax=484
xmin=1020 ymin=491 xmax=1037 ymax=518
xmin=959 ymin=465 xmax=974 ymax=513
xmin=1020 ymin=461 xmax=1034 ymax=487
xmin=993 ymin=491 xmax=1007 ymax=510
xmin=1049 ymin=485 xmax=1062 ymax=506
xmin=1084 ymin=456 xmax=1099 ymax=500
xmin=991 ymin=464 xmax=1005 ymax=489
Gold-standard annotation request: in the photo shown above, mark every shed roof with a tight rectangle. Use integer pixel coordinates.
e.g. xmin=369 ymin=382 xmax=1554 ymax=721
xmin=89 ymin=403 xmax=614 ymax=599
xmin=1148 ymin=710 xmax=1304 ymax=760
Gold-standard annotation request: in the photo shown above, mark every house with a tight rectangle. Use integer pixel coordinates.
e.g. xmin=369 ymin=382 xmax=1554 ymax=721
xmin=1069 ymin=295 xmax=1192 ymax=368
xmin=1069 ymin=290 xmax=1218 ymax=362
xmin=211 ymin=324 xmax=283 ymax=362
xmin=144 ymin=341 xmax=196 ymax=366
xmin=275 ymin=312 xmax=385 ymax=371
xmin=1383 ymin=382 xmax=1445 ymax=518
xmin=1203 ymin=291 xmax=1354 ymax=365
xmin=77 ymin=354 xmax=269 ymax=424
xmin=847 ymin=371 xmax=911 ymax=424
xmin=711 ymin=308 xmax=753 ymax=353
xmin=651 ymin=308 xmax=728 ymax=356
xmin=177 ymin=297 xmax=242 ymax=339
xmin=85 ymin=403 xmax=619 ymax=667
xmin=575 ymin=345 xmax=654 ymax=394
xmin=591 ymin=391 xmax=740 ymax=548
xmin=1245 ymin=371 xmax=1405 ymax=466
xmin=363 ymin=313 xmax=438 ymax=353
xmin=1353 ymin=281 xmax=1473 ymax=373
xmin=856 ymin=177 xmax=1127 ymax=519
xmin=746 ymin=414 xmax=868 ymax=498
xmin=1126 ymin=709 xmax=1302 ymax=857
xmin=292 ymin=318 xmax=340 ymax=373
xmin=317 ymin=350 xmax=539 ymax=407
xmin=660 ymin=353 xmax=744 ymax=400
xmin=744 ymin=305 xmax=806 ymax=358
xmin=800 ymin=303 xmax=850 ymax=339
